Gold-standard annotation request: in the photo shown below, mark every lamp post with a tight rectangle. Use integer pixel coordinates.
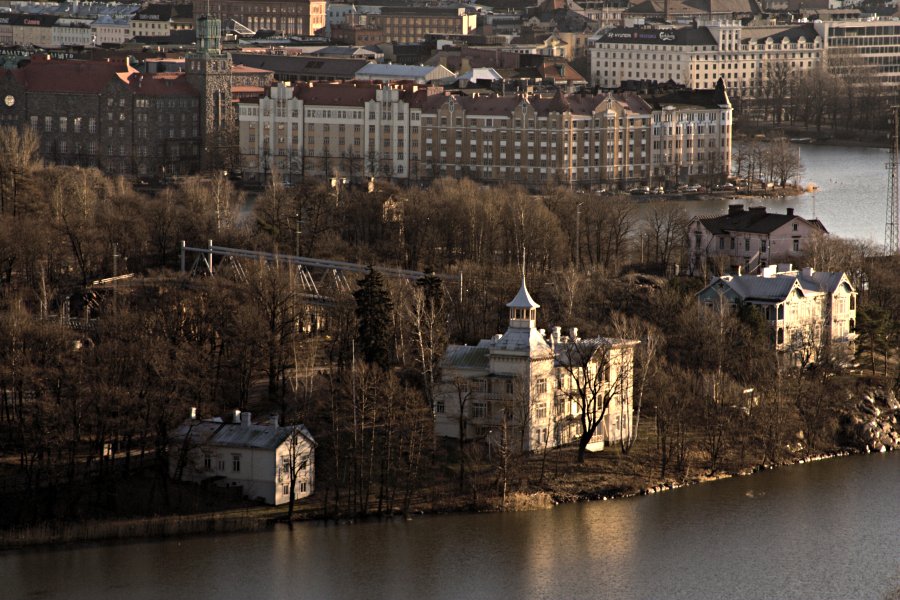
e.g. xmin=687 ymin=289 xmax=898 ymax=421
xmin=575 ymin=201 xmax=583 ymax=270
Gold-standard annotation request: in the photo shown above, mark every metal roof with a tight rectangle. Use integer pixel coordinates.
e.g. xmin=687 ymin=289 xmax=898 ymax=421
xmin=506 ymin=277 xmax=540 ymax=309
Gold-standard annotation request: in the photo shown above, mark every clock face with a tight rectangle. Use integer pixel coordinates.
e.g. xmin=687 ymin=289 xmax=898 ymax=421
xmin=3 ymin=95 xmax=13 ymax=107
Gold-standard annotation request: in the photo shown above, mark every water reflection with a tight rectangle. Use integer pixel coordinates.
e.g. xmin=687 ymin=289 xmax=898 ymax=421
xmin=2 ymin=453 xmax=898 ymax=600
xmin=643 ymin=145 xmax=888 ymax=243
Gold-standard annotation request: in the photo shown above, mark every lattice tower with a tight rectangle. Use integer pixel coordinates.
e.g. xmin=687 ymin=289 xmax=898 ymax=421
xmin=885 ymin=105 xmax=900 ymax=255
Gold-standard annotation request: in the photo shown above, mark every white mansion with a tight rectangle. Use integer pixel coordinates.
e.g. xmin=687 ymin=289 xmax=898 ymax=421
xmin=433 ymin=278 xmax=638 ymax=452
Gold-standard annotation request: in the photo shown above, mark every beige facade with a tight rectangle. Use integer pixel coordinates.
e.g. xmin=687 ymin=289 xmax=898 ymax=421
xmin=697 ymin=265 xmax=857 ymax=351
xmin=199 ymin=0 xmax=326 ymax=36
xmin=239 ymin=80 xmax=732 ymax=188
xmin=434 ymin=280 xmax=637 ymax=452
xmin=590 ymin=21 xmax=823 ymax=98
xmin=370 ymin=7 xmax=477 ymax=44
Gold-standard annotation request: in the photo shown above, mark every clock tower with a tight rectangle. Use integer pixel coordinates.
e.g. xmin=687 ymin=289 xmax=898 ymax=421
xmin=186 ymin=15 xmax=233 ymax=168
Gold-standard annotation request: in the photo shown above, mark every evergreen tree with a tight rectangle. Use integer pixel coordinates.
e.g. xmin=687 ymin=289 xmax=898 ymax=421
xmin=354 ymin=267 xmax=393 ymax=369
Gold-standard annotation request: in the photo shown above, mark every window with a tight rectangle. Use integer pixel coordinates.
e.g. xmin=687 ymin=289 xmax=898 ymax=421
xmin=300 ymin=482 xmax=307 ymax=493
xmin=217 ymin=458 xmax=225 ymax=471
xmin=536 ymin=379 xmax=547 ymax=394
xmin=204 ymin=454 xmax=212 ymax=470
xmin=44 ymin=116 xmax=52 ymax=132
xmin=232 ymin=454 xmax=241 ymax=472
xmin=792 ymin=239 xmax=800 ymax=252
xmin=535 ymin=403 xmax=547 ymax=419
xmin=281 ymin=456 xmax=290 ymax=475
xmin=435 ymin=399 xmax=445 ymax=414
xmin=473 ymin=402 xmax=487 ymax=418
xmin=792 ymin=223 xmax=798 ymax=231
xmin=282 ymin=484 xmax=290 ymax=496
xmin=730 ymin=237 xmax=735 ymax=250
xmin=718 ymin=237 xmax=724 ymax=250
xmin=760 ymin=240 xmax=767 ymax=253
xmin=744 ymin=238 xmax=750 ymax=251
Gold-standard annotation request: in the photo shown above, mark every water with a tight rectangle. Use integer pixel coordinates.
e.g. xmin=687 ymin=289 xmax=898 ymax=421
xmin=662 ymin=145 xmax=889 ymax=244
xmin=2 ymin=452 xmax=898 ymax=600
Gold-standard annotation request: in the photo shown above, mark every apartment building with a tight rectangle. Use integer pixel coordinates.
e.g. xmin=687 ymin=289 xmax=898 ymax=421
xmin=370 ymin=6 xmax=478 ymax=44
xmin=197 ymin=0 xmax=326 ymax=36
xmin=238 ymin=80 xmax=436 ymax=182
xmin=590 ymin=21 xmax=823 ymax=98
xmin=130 ymin=3 xmax=193 ymax=41
xmin=814 ymin=19 xmax=900 ymax=87
xmin=238 ymin=80 xmax=732 ymax=188
xmin=434 ymin=278 xmax=638 ymax=452
xmin=0 ymin=17 xmax=272 ymax=176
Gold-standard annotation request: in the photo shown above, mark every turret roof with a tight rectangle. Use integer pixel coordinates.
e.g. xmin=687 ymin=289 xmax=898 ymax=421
xmin=506 ymin=277 xmax=540 ymax=309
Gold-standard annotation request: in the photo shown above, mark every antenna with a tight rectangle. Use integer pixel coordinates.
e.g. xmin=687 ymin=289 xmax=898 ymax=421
xmin=521 ymin=246 xmax=526 ymax=279
xmin=886 ymin=105 xmax=899 ymax=255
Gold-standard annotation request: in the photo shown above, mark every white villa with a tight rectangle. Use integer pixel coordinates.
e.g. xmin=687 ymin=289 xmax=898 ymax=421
xmin=434 ymin=278 xmax=638 ymax=452
xmin=170 ymin=410 xmax=315 ymax=506
xmin=697 ymin=264 xmax=857 ymax=351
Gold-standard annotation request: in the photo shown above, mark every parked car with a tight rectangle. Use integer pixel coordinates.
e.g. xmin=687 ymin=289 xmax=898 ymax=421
xmin=652 ymin=186 xmax=665 ymax=194
xmin=629 ymin=186 xmax=650 ymax=195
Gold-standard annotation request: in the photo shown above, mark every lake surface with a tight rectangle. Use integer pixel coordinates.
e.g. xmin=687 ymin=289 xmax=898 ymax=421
xmin=3 ymin=452 xmax=898 ymax=600
xmin=662 ymin=144 xmax=889 ymax=244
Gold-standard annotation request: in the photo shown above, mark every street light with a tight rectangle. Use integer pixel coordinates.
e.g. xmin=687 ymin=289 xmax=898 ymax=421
xmin=575 ymin=201 xmax=583 ymax=270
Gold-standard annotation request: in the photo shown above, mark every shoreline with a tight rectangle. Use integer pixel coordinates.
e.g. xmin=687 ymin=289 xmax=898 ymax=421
xmin=1 ymin=444 xmax=888 ymax=553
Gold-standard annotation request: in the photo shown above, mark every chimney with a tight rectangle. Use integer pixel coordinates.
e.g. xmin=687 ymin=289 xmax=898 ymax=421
xmin=241 ymin=412 xmax=251 ymax=427
xmin=786 ymin=207 xmax=794 ymax=216
xmin=801 ymin=267 xmax=814 ymax=278
xmin=569 ymin=327 xmax=579 ymax=340
xmin=190 ymin=406 xmax=197 ymax=420
xmin=233 ymin=409 xmax=241 ymax=424
xmin=552 ymin=326 xmax=562 ymax=344
xmin=728 ymin=204 xmax=744 ymax=215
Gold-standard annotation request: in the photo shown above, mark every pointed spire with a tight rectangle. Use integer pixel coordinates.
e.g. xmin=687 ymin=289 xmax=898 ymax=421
xmin=506 ymin=276 xmax=540 ymax=309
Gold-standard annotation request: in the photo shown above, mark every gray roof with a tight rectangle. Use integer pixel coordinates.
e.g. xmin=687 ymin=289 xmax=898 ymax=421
xmin=705 ymin=268 xmax=851 ymax=303
xmin=506 ymin=277 xmax=540 ymax=309
xmin=172 ymin=418 xmax=314 ymax=451
xmin=233 ymin=53 xmax=371 ymax=79
xmin=554 ymin=337 xmax=636 ymax=367
xmin=442 ymin=343 xmax=490 ymax=370
xmin=697 ymin=206 xmax=826 ymax=235
xmin=356 ymin=63 xmax=455 ymax=80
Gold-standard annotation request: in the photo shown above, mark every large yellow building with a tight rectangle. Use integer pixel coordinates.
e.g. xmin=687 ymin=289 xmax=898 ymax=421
xmin=238 ymin=80 xmax=732 ymax=188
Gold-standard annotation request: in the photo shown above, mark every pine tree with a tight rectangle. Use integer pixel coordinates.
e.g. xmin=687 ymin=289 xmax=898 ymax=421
xmin=354 ymin=267 xmax=393 ymax=369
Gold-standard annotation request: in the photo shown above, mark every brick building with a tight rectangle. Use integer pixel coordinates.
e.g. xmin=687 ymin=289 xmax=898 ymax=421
xmin=370 ymin=6 xmax=478 ymax=44
xmin=196 ymin=0 xmax=326 ymax=36
xmin=0 ymin=17 xmax=272 ymax=176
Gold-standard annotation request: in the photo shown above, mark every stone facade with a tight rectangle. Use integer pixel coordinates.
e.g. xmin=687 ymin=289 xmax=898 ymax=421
xmin=0 ymin=16 xmax=267 ymax=176
xmin=238 ymin=79 xmax=732 ymax=188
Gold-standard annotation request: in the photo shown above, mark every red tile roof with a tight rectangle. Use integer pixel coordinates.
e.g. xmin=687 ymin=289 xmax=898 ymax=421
xmin=124 ymin=72 xmax=199 ymax=97
xmin=3 ymin=58 xmax=136 ymax=94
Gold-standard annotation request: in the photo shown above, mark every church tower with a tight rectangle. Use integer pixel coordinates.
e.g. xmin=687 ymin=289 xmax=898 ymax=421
xmin=186 ymin=15 xmax=233 ymax=167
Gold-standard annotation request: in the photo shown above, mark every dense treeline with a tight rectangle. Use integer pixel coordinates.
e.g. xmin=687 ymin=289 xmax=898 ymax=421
xmin=1 ymin=123 xmax=899 ymax=527
xmin=747 ymin=54 xmax=895 ymax=134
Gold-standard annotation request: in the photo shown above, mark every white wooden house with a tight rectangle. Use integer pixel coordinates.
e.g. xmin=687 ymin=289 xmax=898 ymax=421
xmin=170 ymin=410 xmax=315 ymax=505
